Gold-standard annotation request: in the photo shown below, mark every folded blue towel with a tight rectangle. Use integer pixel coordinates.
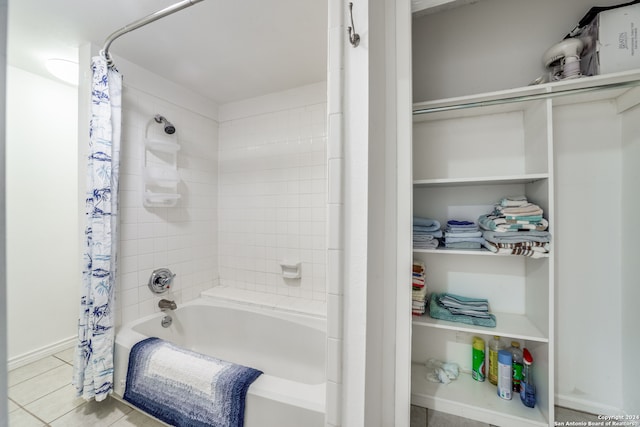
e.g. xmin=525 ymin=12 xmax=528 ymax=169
xmin=447 ymin=220 xmax=475 ymax=226
xmin=444 ymin=236 xmax=485 ymax=244
xmin=413 ymin=217 xmax=441 ymax=229
xmin=429 ymin=293 xmax=496 ymax=328
xmin=444 ymin=241 xmax=482 ymax=249
xmin=414 ymin=230 xmax=443 ymax=238
xmin=413 ymin=225 xmax=442 ymax=233
xmin=445 ymin=231 xmax=482 ymax=238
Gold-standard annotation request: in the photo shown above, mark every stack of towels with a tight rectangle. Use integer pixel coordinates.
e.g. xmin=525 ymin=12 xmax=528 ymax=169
xmin=443 ymin=220 xmax=484 ymax=249
xmin=412 ymin=260 xmax=427 ymax=316
xmin=429 ymin=292 xmax=496 ymax=327
xmin=413 ymin=216 xmax=441 ymax=250
xmin=478 ymin=196 xmax=551 ymax=258
xmin=478 ymin=196 xmax=548 ymax=232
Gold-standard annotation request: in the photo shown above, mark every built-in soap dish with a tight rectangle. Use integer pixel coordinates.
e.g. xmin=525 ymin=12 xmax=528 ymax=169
xmin=279 ymin=261 xmax=301 ymax=279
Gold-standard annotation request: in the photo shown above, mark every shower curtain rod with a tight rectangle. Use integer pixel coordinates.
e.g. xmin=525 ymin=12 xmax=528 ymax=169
xmin=101 ymin=0 xmax=205 ymax=66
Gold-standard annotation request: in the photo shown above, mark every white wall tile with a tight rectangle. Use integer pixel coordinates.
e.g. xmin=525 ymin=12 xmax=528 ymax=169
xmin=218 ymin=87 xmax=327 ymax=303
xmin=115 ymin=85 xmax=218 ymax=325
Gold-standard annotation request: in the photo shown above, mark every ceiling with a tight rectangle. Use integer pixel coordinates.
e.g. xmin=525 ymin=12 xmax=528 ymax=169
xmin=7 ymin=0 xmax=328 ymax=104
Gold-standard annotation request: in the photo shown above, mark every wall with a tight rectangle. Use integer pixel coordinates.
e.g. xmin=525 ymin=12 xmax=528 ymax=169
xmin=621 ymin=103 xmax=640 ymax=414
xmin=6 ymin=66 xmax=79 ymax=361
xmin=326 ymin=0 xmax=345 ymax=425
xmin=1 ymin=0 xmax=8 ymax=422
xmin=216 ymin=83 xmax=327 ymax=302
xmin=553 ymin=101 xmax=623 ymax=413
xmin=110 ymin=55 xmax=219 ymax=326
xmin=412 ymin=0 xmax=625 ymax=102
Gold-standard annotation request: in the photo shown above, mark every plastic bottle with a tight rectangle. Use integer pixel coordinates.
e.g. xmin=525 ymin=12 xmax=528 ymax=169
xmin=520 ymin=348 xmax=536 ymax=408
xmin=509 ymin=341 xmax=523 ymax=393
xmin=497 ymin=350 xmax=512 ymax=400
xmin=488 ymin=335 xmax=504 ymax=386
xmin=471 ymin=336 xmax=485 ymax=382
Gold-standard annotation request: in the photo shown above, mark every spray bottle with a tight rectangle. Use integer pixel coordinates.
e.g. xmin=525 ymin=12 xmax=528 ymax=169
xmin=520 ymin=348 xmax=536 ymax=408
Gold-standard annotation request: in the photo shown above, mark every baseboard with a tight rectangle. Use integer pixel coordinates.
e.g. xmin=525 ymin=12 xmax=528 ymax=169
xmin=8 ymin=336 xmax=76 ymax=371
xmin=556 ymin=393 xmax=624 ymax=416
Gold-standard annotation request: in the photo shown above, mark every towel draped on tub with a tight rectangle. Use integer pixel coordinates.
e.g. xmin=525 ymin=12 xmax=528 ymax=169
xmin=123 ymin=337 xmax=263 ymax=427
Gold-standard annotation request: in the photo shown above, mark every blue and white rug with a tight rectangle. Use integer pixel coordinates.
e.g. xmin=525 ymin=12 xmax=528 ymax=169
xmin=123 ymin=337 xmax=263 ymax=427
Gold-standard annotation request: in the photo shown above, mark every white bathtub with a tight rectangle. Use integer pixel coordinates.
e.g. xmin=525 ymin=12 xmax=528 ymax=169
xmin=113 ymin=297 xmax=326 ymax=427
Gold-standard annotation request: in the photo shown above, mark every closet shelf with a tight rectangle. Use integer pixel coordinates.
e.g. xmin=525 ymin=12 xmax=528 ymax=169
xmin=411 ymin=363 xmax=548 ymax=427
xmin=412 ymin=312 xmax=548 ymax=342
xmin=413 ymin=174 xmax=548 ymax=188
xmin=413 ymin=247 xmax=550 ymax=258
xmin=412 ymin=69 xmax=640 ymax=120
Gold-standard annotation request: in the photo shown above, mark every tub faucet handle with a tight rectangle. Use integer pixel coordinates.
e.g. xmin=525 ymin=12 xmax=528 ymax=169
xmin=148 ymin=268 xmax=176 ymax=294
xmin=158 ymin=273 xmax=175 ymax=286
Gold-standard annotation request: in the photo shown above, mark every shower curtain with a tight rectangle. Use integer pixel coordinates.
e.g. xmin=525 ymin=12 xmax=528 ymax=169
xmin=72 ymin=55 xmax=122 ymax=401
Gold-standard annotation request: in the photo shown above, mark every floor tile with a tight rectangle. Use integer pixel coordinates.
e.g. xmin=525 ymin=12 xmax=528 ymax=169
xmin=411 ymin=405 xmax=427 ymax=427
xmin=9 ymin=364 xmax=72 ymax=406
xmin=109 ymin=408 xmax=167 ymax=427
xmin=428 ymin=409 xmax=490 ymax=427
xmin=54 ymin=347 xmax=75 ymax=364
xmin=8 ymin=356 xmax=64 ymax=387
xmin=50 ymin=396 xmax=132 ymax=427
xmin=8 ymin=408 xmax=46 ymax=427
xmin=24 ymin=384 xmax=86 ymax=423
xmin=8 ymin=398 xmax=20 ymax=413
xmin=555 ymin=406 xmax=600 ymax=423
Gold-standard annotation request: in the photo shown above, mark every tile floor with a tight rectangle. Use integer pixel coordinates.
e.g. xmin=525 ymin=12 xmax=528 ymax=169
xmin=7 ymin=347 xmax=164 ymax=427
xmin=7 ymin=347 xmax=602 ymax=427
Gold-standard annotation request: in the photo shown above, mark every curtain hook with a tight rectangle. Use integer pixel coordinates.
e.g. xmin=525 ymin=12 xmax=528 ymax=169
xmin=348 ymin=2 xmax=360 ymax=48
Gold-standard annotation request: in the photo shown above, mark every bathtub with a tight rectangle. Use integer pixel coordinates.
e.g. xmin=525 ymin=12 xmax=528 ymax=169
xmin=113 ymin=297 xmax=326 ymax=427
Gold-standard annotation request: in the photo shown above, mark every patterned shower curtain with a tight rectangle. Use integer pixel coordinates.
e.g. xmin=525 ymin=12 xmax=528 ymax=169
xmin=72 ymin=55 xmax=122 ymax=401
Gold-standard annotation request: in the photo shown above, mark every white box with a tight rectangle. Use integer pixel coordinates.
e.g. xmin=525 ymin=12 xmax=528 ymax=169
xmin=598 ymin=3 xmax=640 ymax=74
xmin=582 ymin=3 xmax=640 ymax=76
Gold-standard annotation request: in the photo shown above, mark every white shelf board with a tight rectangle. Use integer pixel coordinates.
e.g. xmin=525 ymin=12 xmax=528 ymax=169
xmin=413 ymin=174 xmax=549 ymax=188
xmin=413 ymin=247 xmax=550 ymax=259
xmin=412 ymin=311 xmax=548 ymax=342
xmin=411 ymin=0 xmax=476 ymax=15
xmin=412 ymin=69 xmax=640 ymax=122
xmin=411 ymin=363 xmax=548 ymax=427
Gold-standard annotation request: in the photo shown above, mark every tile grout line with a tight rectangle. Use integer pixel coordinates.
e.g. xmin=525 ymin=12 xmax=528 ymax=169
xmin=8 ymin=396 xmax=52 ymax=427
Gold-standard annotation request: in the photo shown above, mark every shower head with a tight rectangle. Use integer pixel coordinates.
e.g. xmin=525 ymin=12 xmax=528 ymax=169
xmin=154 ymin=114 xmax=176 ymax=134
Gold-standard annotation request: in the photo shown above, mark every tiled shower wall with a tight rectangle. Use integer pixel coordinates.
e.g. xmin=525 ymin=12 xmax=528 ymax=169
xmin=116 ymin=83 xmax=219 ymax=325
xmin=217 ymin=83 xmax=327 ymax=302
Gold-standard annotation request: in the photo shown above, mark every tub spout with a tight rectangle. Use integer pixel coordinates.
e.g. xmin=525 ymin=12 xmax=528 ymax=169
xmin=158 ymin=299 xmax=177 ymax=310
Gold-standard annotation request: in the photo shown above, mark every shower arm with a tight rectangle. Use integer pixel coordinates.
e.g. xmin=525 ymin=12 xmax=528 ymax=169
xmin=101 ymin=0 xmax=205 ymax=66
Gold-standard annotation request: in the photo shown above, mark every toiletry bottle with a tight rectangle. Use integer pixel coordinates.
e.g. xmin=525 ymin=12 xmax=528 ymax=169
xmin=520 ymin=348 xmax=536 ymax=408
xmin=471 ymin=336 xmax=485 ymax=382
xmin=509 ymin=341 xmax=523 ymax=392
xmin=488 ymin=335 xmax=503 ymax=385
xmin=497 ymin=350 xmax=512 ymax=400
